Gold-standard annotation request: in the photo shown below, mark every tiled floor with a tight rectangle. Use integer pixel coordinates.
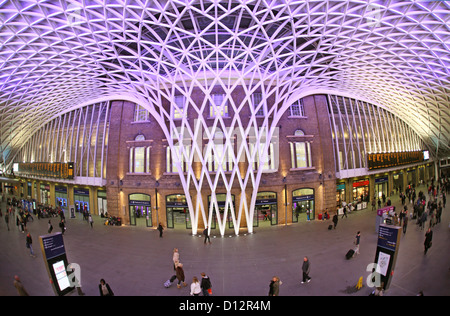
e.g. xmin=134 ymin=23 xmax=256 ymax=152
xmin=1 ymin=192 xmax=449 ymax=296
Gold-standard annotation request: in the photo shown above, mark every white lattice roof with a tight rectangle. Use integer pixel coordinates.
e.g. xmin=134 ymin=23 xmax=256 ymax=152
xmin=1 ymin=0 xmax=449 ymax=167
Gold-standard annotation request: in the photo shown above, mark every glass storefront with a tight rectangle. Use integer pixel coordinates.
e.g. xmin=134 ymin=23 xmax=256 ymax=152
xmin=40 ymin=184 xmax=50 ymax=205
xmin=55 ymin=186 xmax=68 ymax=210
xmin=74 ymin=188 xmax=90 ymax=213
xmin=374 ymin=177 xmax=388 ymax=200
xmin=336 ymin=183 xmax=346 ymax=207
xmin=129 ymin=193 xmax=151 ymax=227
xmin=254 ymin=191 xmax=277 ymax=227
xmin=393 ymin=173 xmax=403 ymax=193
xmin=352 ymin=179 xmax=369 ymax=202
xmin=98 ymin=190 xmax=107 ymax=216
xmin=292 ymin=188 xmax=315 ymax=222
xmin=166 ymin=194 xmax=190 ymax=229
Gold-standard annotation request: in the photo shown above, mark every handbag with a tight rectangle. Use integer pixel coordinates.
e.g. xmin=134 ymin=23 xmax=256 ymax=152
xmin=207 ymin=288 xmax=212 ymax=295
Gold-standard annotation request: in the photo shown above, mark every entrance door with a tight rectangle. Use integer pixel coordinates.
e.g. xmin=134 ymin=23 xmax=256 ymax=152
xmin=129 ymin=205 xmax=152 ymax=227
xmin=128 ymin=194 xmax=151 ymax=227
xmin=254 ymin=192 xmax=277 ymax=227
xmin=292 ymin=188 xmax=315 ymax=222
xmin=166 ymin=194 xmax=190 ymax=229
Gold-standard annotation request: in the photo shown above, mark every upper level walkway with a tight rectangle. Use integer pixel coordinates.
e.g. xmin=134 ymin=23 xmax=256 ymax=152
xmin=1 ymin=190 xmax=449 ymax=296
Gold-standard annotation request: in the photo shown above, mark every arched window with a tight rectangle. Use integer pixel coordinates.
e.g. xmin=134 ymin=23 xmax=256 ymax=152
xmin=290 ymin=130 xmax=312 ymax=168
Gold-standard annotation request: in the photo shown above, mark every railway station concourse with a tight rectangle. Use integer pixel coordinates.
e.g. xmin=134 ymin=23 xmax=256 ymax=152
xmin=0 ymin=0 xmax=449 ymax=298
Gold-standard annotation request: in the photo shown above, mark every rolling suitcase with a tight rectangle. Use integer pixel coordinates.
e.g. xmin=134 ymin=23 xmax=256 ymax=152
xmin=164 ymin=275 xmax=177 ymax=288
xmin=328 ymin=225 xmax=333 ymax=230
xmin=345 ymin=249 xmax=355 ymax=259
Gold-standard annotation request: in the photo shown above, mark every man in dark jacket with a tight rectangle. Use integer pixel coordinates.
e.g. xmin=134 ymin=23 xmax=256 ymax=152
xmin=424 ymin=228 xmax=433 ymax=255
xmin=301 ymin=257 xmax=311 ymax=284
xmin=200 ymin=272 xmax=212 ymax=296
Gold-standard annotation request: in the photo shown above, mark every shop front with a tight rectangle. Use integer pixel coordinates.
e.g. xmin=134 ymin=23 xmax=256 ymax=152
xmin=128 ymin=193 xmax=151 ymax=227
xmin=375 ymin=176 xmax=388 ymax=200
xmin=166 ymin=194 xmax=190 ymax=229
xmin=98 ymin=190 xmax=107 ymax=216
xmin=74 ymin=188 xmax=90 ymax=213
xmin=55 ymin=186 xmax=68 ymax=210
xmin=336 ymin=183 xmax=346 ymax=208
xmin=40 ymin=184 xmax=50 ymax=205
xmin=353 ymin=179 xmax=369 ymax=201
xmin=393 ymin=172 xmax=403 ymax=193
xmin=292 ymin=188 xmax=315 ymax=222
xmin=254 ymin=191 xmax=277 ymax=227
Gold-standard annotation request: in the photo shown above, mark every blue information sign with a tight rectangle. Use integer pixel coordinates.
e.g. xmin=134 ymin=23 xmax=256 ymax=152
xmin=41 ymin=233 xmax=66 ymax=260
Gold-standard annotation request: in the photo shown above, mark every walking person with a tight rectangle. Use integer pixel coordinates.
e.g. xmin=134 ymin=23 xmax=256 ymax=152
xmin=341 ymin=205 xmax=347 ymax=218
xmin=98 ymin=279 xmax=114 ymax=296
xmin=175 ymin=262 xmax=187 ymax=288
xmin=402 ymin=212 xmax=408 ymax=234
xmin=173 ymin=248 xmax=180 ymax=271
xmin=157 ymin=222 xmax=164 ymax=238
xmin=26 ymin=233 xmax=35 ymax=257
xmin=48 ymin=220 xmax=53 ymax=234
xmin=301 ymin=256 xmax=311 ymax=284
xmin=190 ymin=277 xmax=202 ymax=296
xmin=200 ymin=272 xmax=212 ymax=296
xmin=332 ymin=212 xmax=338 ymax=229
xmin=88 ymin=214 xmax=93 ymax=228
xmin=13 ymin=275 xmax=29 ymax=296
xmin=424 ymin=227 xmax=433 ymax=255
xmin=268 ymin=276 xmax=281 ymax=296
xmin=203 ymin=226 xmax=211 ymax=244
xmin=59 ymin=219 xmax=66 ymax=235
xmin=354 ymin=231 xmax=361 ymax=255
xmin=4 ymin=212 xmax=9 ymax=231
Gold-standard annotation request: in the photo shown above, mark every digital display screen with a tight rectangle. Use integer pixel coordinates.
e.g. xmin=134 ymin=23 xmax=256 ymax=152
xmin=52 ymin=260 xmax=71 ymax=292
xmin=367 ymin=150 xmax=424 ymax=170
xmin=423 ymin=150 xmax=429 ymax=160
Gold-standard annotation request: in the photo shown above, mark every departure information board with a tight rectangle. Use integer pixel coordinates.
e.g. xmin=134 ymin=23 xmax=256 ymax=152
xmin=18 ymin=162 xmax=74 ymax=179
xmin=367 ymin=151 xmax=424 ymax=170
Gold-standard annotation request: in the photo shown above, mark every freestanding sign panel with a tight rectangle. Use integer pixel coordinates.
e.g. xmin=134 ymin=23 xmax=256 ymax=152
xmin=39 ymin=232 xmax=75 ymax=296
xmin=373 ymin=224 xmax=402 ymax=290
xmin=375 ymin=206 xmax=394 ymax=233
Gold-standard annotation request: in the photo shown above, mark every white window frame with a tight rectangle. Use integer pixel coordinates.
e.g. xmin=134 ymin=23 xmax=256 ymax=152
xmin=134 ymin=105 xmax=149 ymax=122
xmin=289 ymin=99 xmax=306 ymax=117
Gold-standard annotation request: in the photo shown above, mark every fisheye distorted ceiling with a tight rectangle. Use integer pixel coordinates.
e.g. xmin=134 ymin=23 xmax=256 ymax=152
xmin=0 ymin=0 xmax=449 ymax=167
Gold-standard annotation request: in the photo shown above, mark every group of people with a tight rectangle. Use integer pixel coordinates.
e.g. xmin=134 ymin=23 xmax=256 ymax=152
xmin=171 ymin=248 xmax=213 ymax=296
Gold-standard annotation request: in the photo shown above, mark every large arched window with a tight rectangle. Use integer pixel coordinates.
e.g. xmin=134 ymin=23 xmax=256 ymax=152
xmin=290 ymin=130 xmax=312 ymax=169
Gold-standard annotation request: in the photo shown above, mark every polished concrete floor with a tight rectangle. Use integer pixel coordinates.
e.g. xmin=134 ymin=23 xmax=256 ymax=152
xmin=1 ymin=192 xmax=449 ymax=296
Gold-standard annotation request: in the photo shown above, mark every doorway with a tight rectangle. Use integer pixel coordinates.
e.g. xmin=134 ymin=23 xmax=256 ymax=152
xmin=128 ymin=193 xmax=152 ymax=227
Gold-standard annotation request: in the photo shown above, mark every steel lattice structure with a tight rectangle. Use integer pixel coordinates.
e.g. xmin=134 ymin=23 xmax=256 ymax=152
xmin=1 ymin=0 xmax=449 ymax=235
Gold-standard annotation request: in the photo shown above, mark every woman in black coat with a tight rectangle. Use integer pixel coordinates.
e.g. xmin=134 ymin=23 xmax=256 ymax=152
xmin=99 ymin=279 xmax=114 ymax=296
xmin=424 ymin=228 xmax=433 ymax=255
